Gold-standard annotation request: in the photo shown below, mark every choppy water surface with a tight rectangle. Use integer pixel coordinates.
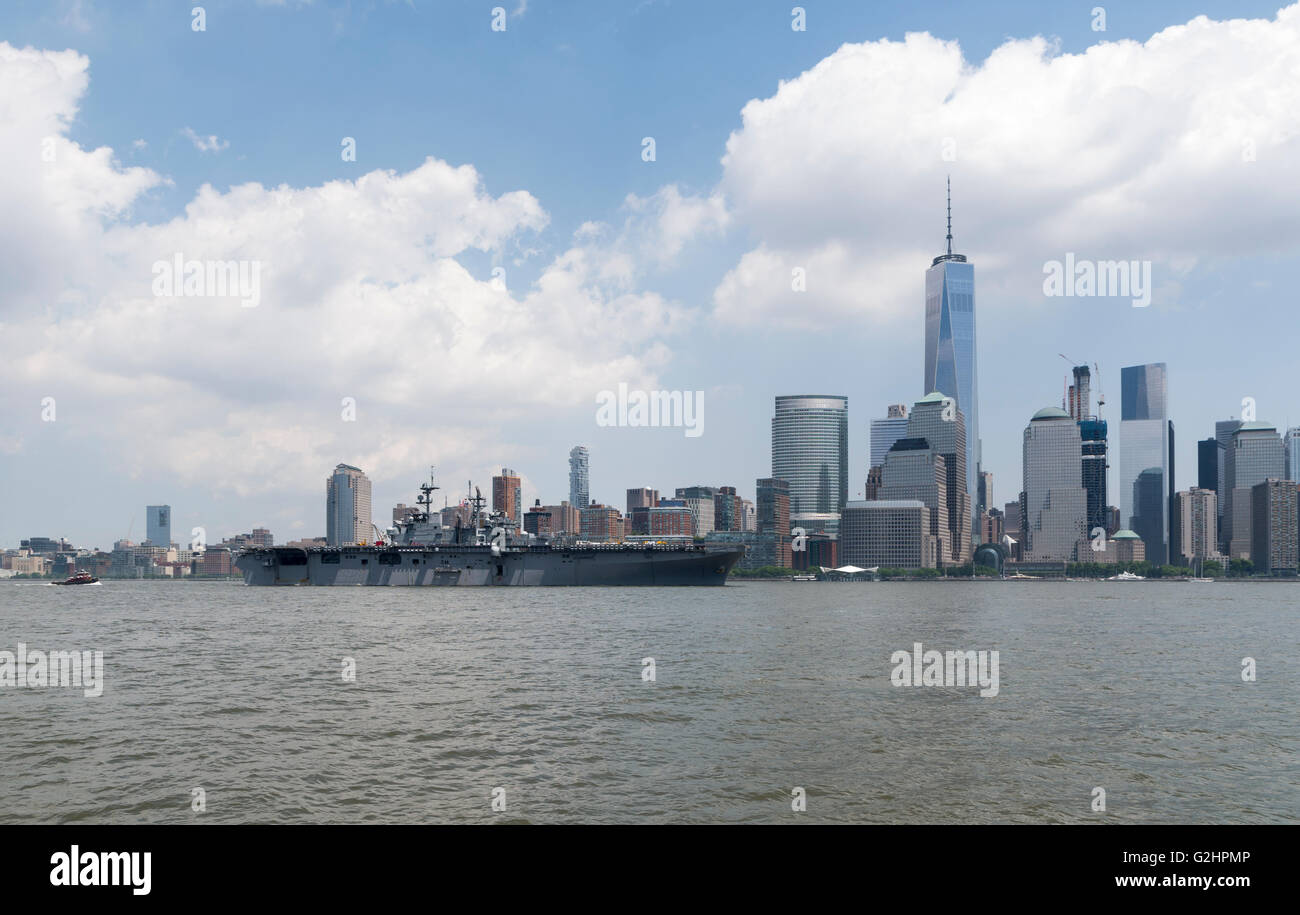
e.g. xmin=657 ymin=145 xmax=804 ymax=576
xmin=1 ymin=580 xmax=1296 ymax=823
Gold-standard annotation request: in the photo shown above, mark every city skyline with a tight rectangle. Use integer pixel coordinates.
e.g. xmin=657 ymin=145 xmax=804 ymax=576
xmin=4 ymin=2 xmax=1300 ymax=550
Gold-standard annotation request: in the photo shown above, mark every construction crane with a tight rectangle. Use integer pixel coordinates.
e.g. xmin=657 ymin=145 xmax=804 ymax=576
xmin=1059 ymin=353 xmax=1080 ymax=416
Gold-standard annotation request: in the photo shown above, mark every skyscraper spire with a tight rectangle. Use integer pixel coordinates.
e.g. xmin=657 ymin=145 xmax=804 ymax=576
xmin=946 ymin=176 xmax=953 ymax=256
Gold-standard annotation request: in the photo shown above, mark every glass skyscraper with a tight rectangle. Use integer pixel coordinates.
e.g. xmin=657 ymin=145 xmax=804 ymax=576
xmin=1286 ymin=427 xmax=1300 ymax=483
xmin=771 ymin=395 xmax=848 ymax=515
xmin=1197 ymin=437 xmax=1219 ymax=491
xmin=879 ymin=439 xmax=950 ymax=565
xmin=869 ymin=404 xmax=909 ymax=471
xmin=1079 ymin=419 xmax=1109 ymax=535
xmin=1214 ymin=419 xmax=1243 ymax=529
xmin=1224 ymin=421 xmax=1284 ymax=558
xmin=923 ymin=181 xmax=981 ymax=534
xmin=326 ymin=463 xmax=372 ymax=546
xmin=903 ymin=392 xmax=971 ymax=563
xmin=145 ymin=505 xmax=171 ymax=547
xmin=1119 ymin=363 xmax=1172 ymax=565
xmin=568 ymin=445 xmax=589 ymax=510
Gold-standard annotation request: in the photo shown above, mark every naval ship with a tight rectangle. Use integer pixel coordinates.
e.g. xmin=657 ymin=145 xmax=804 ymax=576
xmin=235 ymin=474 xmax=744 ymax=586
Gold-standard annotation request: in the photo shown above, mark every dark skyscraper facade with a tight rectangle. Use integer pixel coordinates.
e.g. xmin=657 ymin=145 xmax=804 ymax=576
xmin=1198 ymin=437 xmax=1219 ymax=492
xmin=923 ymin=180 xmax=981 ymax=537
xmin=1214 ymin=419 xmax=1243 ymax=530
xmin=1066 ymin=364 xmax=1108 ymax=536
xmin=1079 ymin=419 xmax=1109 ymax=535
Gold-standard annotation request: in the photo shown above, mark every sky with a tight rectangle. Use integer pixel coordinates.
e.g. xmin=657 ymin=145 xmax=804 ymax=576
xmin=1 ymin=0 xmax=1298 ymax=550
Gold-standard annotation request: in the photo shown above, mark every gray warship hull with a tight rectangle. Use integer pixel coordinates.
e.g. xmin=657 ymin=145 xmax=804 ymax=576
xmin=235 ymin=544 xmax=744 ymax=586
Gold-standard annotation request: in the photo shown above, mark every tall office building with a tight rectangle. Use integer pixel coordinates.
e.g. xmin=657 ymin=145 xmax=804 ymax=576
xmin=326 ymin=464 xmax=372 ymax=546
xmin=568 ymin=446 xmax=590 ymax=510
xmin=1251 ymin=479 xmax=1298 ymax=575
xmin=869 ymin=403 xmax=910 ymax=476
xmin=1119 ymin=363 xmax=1173 ymax=565
xmin=923 ymin=180 xmax=982 ymax=534
xmin=1079 ymin=418 xmax=1109 ymax=535
xmin=146 ymin=505 xmax=171 ymax=547
xmin=1173 ymin=488 xmax=1219 ymax=567
xmin=755 ymin=478 xmax=792 ymax=568
xmin=1197 ymin=438 xmax=1219 ymax=492
xmin=1286 ymin=427 xmax=1300 ymax=484
xmin=903 ymin=391 xmax=971 ymax=563
xmin=864 ymin=465 xmax=884 ymax=500
xmin=492 ymin=468 xmax=522 ymax=527
xmin=1214 ymin=420 xmax=1243 ymax=528
xmin=879 ymin=438 xmax=951 ymax=565
xmin=1065 ymin=365 xmax=1109 ymax=536
xmin=771 ymin=395 xmax=848 ymax=515
xmin=1224 ymin=422 xmax=1285 ymax=558
xmin=1022 ymin=407 xmax=1088 ymax=561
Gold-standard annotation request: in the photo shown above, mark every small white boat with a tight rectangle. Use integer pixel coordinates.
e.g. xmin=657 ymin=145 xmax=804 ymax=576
xmin=1107 ymin=570 xmax=1145 ymax=581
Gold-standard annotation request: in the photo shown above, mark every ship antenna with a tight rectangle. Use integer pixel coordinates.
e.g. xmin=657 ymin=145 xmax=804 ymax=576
xmin=416 ymin=465 xmax=439 ymax=520
xmin=946 ymin=176 xmax=953 ymax=257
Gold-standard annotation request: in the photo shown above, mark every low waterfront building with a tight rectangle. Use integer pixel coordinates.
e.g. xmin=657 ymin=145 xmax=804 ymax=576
xmin=528 ymin=502 xmax=579 ymax=535
xmin=792 ymin=532 xmax=837 ymax=571
xmin=11 ymin=554 xmax=50 ymax=575
xmin=713 ymin=486 xmax=743 ymax=532
xmin=675 ymin=486 xmax=718 ymax=535
xmin=580 ymin=504 xmax=624 ymax=542
xmin=649 ymin=504 xmax=694 ymax=538
xmin=840 ymin=500 xmax=936 ymax=570
xmin=523 ymin=500 xmax=553 ymax=536
xmin=198 ymin=546 xmax=233 ymax=576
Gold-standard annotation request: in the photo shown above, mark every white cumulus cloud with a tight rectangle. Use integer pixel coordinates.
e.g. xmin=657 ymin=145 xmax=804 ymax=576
xmin=713 ymin=7 xmax=1300 ymax=327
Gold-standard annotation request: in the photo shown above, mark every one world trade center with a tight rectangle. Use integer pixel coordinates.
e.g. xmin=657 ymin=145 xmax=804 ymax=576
xmin=924 ymin=179 xmax=982 ymax=539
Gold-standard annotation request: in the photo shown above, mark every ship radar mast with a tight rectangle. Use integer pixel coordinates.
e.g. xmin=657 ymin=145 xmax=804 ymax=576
xmin=416 ymin=466 xmax=439 ymax=521
xmin=469 ymin=486 xmax=486 ymax=528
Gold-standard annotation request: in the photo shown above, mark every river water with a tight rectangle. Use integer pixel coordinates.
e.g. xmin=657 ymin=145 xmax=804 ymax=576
xmin=1 ymin=579 xmax=1295 ymax=823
